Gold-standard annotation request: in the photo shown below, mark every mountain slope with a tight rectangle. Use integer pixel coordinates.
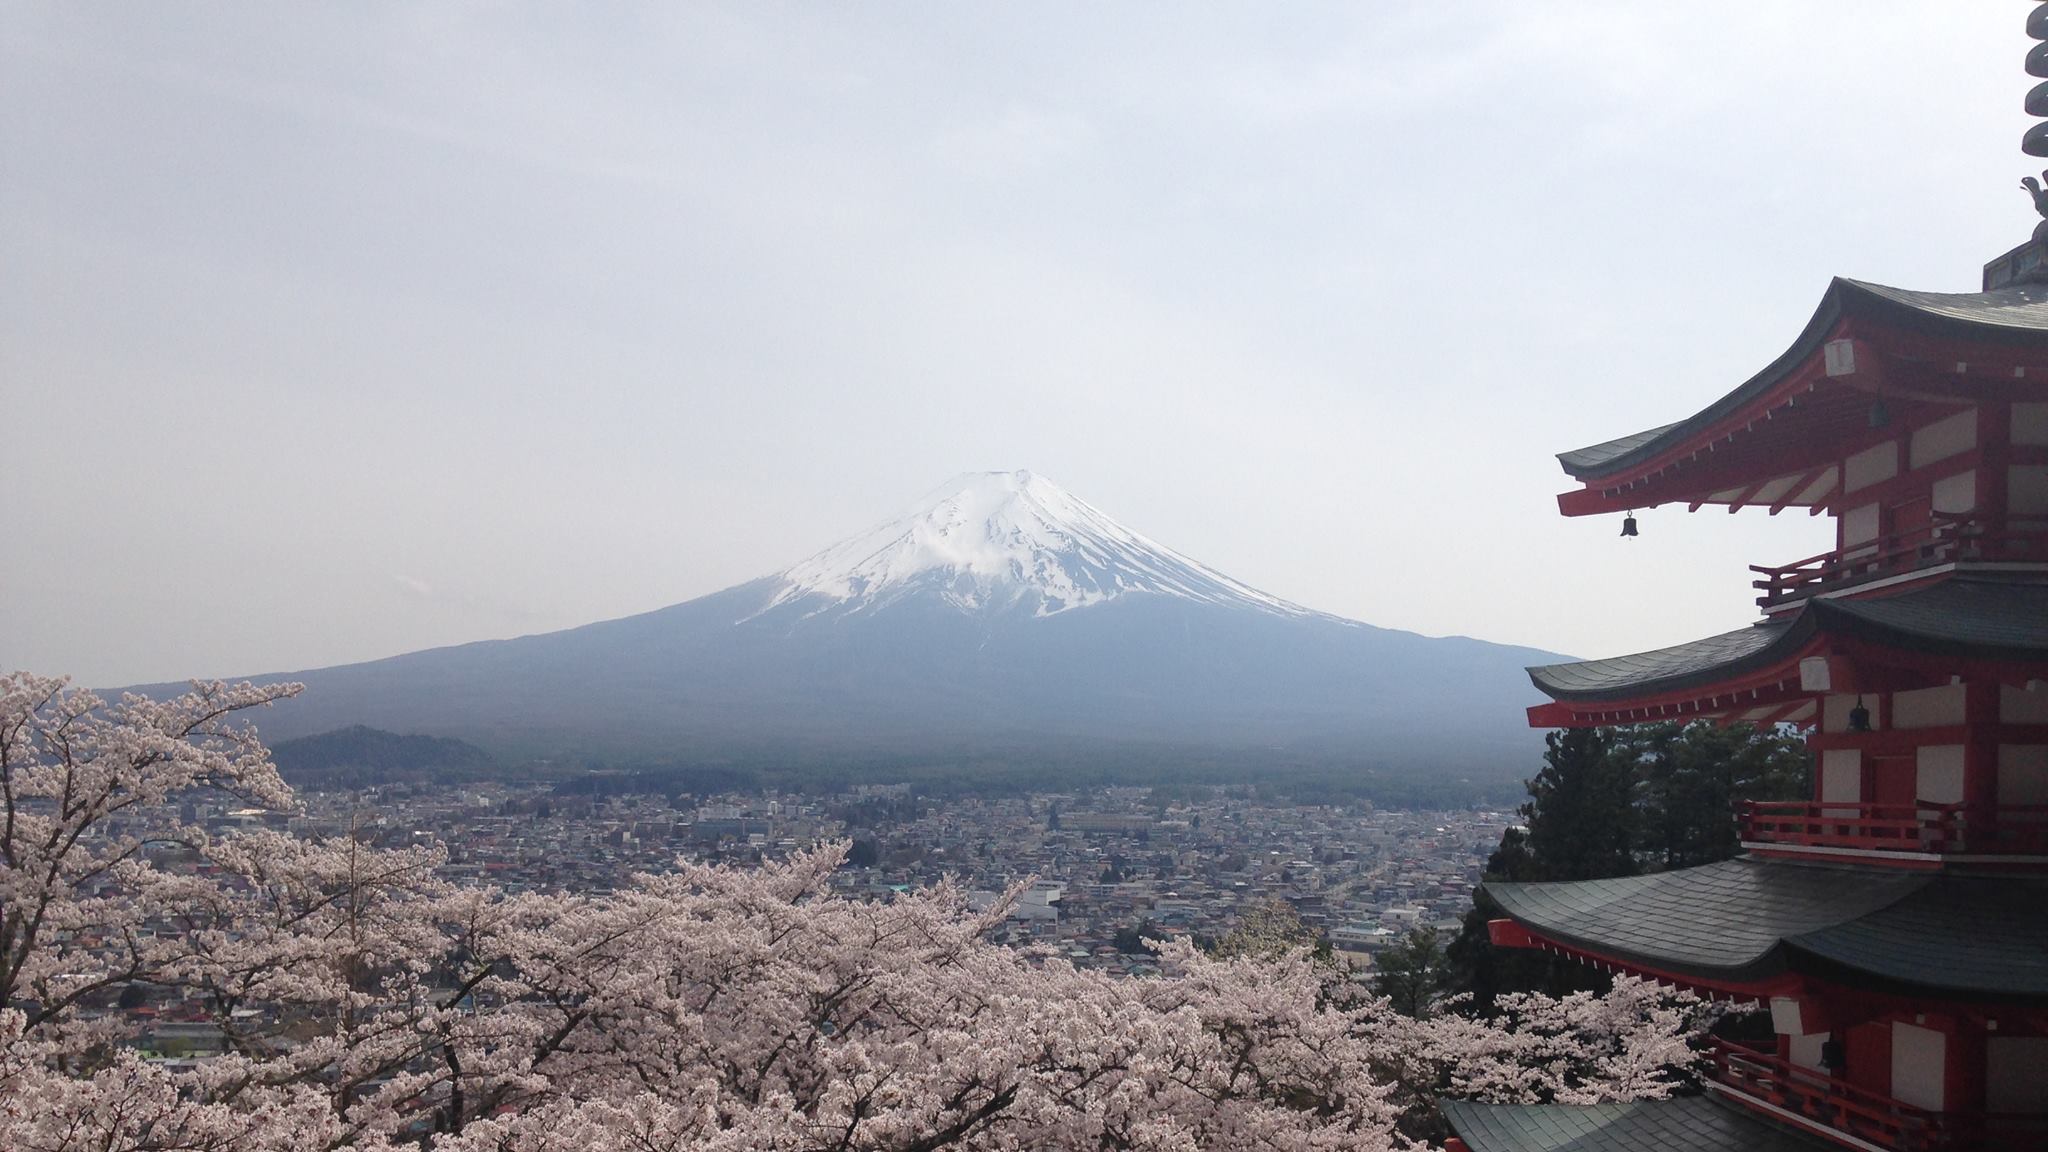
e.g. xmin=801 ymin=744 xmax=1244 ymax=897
xmin=165 ymin=472 xmax=1567 ymax=779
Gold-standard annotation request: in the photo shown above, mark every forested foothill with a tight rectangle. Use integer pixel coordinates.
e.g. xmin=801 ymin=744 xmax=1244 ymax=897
xmin=269 ymin=726 xmax=504 ymax=790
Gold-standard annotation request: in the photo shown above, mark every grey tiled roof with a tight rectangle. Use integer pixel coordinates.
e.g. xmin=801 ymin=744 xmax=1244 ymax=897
xmin=1559 ymin=278 xmax=2048 ymax=480
xmin=1789 ymin=878 xmax=2048 ymax=998
xmin=1485 ymin=858 xmax=2048 ymax=998
xmin=1441 ymin=1096 xmax=1831 ymax=1152
xmin=1814 ymin=576 xmax=2048 ymax=653
xmin=1526 ymin=621 xmax=1795 ymax=700
xmin=1848 ymin=277 xmax=2048 ymax=332
xmin=1527 ymin=576 xmax=2048 ymax=703
xmin=1553 ymin=423 xmax=1682 ymax=474
xmin=1487 ymin=859 xmax=1919 ymax=982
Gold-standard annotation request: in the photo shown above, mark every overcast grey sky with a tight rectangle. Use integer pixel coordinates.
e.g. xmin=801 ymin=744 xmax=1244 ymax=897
xmin=1 ymin=3 xmax=2032 ymax=687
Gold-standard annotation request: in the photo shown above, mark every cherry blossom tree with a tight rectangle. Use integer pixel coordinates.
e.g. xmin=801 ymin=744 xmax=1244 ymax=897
xmin=0 ymin=673 xmax=1710 ymax=1151
xmin=0 ymin=672 xmax=300 ymax=1035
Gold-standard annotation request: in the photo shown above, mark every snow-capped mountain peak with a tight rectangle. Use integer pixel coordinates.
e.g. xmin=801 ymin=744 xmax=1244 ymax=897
xmin=755 ymin=470 xmax=1316 ymax=620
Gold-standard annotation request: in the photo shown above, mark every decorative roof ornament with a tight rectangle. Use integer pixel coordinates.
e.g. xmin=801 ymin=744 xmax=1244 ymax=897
xmin=2025 ymin=173 xmax=2048 ymax=245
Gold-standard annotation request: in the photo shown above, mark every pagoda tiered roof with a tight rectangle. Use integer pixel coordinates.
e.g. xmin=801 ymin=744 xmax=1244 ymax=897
xmin=1525 ymin=575 xmax=2048 ymax=727
xmin=1555 ymin=277 xmax=2048 ymax=517
xmin=1450 ymin=35 xmax=2048 ymax=1135
xmin=1443 ymin=1095 xmax=1831 ymax=1152
xmin=1485 ymin=858 xmax=2048 ymax=1000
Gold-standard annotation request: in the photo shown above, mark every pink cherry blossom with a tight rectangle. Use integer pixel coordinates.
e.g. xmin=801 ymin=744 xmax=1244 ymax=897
xmin=0 ymin=673 xmax=1707 ymax=1151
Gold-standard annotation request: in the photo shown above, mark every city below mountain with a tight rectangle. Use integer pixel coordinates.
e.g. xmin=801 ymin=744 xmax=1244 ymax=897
xmin=169 ymin=472 xmax=1568 ymax=792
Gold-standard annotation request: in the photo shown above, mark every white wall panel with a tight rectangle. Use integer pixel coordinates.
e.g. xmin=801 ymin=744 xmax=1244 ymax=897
xmin=2011 ymin=465 xmax=2048 ymax=516
xmin=1931 ymin=469 xmax=1976 ymax=515
xmin=1989 ymin=1037 xmax=2048 ymax=1113
xmin=2000 ymin=745 xmax=2048 ymax=806
xmin=1916 ymin=745 xmax=1965 ymax=804
xmin=2005 ymin=684 xmax=2048 ymax=724
xmin=1892 ymin=1023 xmax=1946 ymax=1111
xmin=2015 ymin=402 xmax=2048 ymax=447
xmin=1845 ymin=442 xmax=1900 ymax=494
xmin=1893 ymin=684 xmax=1966 ymax=730
xmin=1909 ymin=409 xmax=1976 ymax=469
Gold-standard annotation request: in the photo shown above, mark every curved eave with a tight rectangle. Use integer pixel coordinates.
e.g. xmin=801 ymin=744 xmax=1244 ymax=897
xmin=1484 ymin=859 xmax=2048 ymax=1003
xmin=1554 ymin=277 xmax=2048 ymax=516
xmin=1528 ymin=618 xmax=1809 ymax=704
xmin=1483 ymin=860 xmax=1913 ymax=994
xmin=1808 ymin=574 xmax=2048 ymax=659
xmin=1527 ymin=577 xmax=2048 ymax=727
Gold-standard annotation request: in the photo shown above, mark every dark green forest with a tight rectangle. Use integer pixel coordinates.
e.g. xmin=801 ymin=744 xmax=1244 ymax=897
xmin=280 ymin=724 xmax=1535 ymax=807
xmin=269 ymin=725 xmax=505 ymax=789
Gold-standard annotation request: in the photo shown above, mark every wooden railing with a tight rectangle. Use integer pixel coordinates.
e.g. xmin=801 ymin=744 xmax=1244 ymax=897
xmin=1710 ymin=1037 xmax=1946 ymax=1151
xmin=1750 ymin=516 xmax=2048 ymax=609
xmin=1709 ymin=1038 xmax=2048 ymax=1151
xmin=1741 ymin=801 xmax=2048 ymax=856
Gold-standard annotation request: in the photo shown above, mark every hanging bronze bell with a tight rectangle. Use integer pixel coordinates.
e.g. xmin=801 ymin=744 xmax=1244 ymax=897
xmin=1620 ymin=514 xmax=1639 ymax=538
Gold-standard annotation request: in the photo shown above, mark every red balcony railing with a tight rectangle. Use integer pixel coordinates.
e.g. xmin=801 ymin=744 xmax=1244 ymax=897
xmin=1741 ymin=801 xmax=2048 ymax=857
xmin=1750 ymin=516 xmax=2048 ymax=610
xmin=1710 ymin=1037 xmax=1945 ymax=1151
xmin=1708 ymin=1038 xmax=2048 ymax=1152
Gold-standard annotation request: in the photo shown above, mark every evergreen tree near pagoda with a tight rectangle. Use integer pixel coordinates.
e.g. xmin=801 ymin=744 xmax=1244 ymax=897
xmin=1629 ymin=720 xmax=1810 ymax=871
xmin=1371 ymin=926 xmax=1447 ymax=1018
xmin=1447 ymin=721 xmax=1808 ymax=1011
xmin=1522 ymin=727 xmax=1639 ymax=881
xmin=1447 ymin=727 xmax=1627 ymax=1012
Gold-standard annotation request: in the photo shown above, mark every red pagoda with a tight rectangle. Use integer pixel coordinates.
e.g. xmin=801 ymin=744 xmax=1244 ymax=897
xmin=1441 ymin=18 xmax=2048 ymax=1152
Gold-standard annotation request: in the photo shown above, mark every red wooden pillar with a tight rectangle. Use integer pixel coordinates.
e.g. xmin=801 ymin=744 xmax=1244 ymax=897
xmin=1964 ymin=681 xmax=2002 ymax=815
xmin=1979 ymin=402 xmax=2013 ymax=535
xmin=1947 ymin=1016 xmax=1987 ymax=1118
xmin=1844 ymin=1020 xmax=1892 ymax=1097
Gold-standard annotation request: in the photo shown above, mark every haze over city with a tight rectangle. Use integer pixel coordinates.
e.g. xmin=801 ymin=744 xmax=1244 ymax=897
xmin=3 ymin=3 xmax=2027 ymax=687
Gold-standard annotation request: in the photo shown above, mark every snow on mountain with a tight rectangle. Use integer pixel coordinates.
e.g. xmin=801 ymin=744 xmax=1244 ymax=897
xmin=754 ymin=470 xmax=1318 ymax=621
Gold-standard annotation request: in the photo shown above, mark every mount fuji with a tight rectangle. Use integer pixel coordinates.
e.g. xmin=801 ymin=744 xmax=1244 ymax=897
xmin=757 ymin=470 xmax=1314 ymax=623
xmin=189 ymin=472 xmax=1567 ymax=786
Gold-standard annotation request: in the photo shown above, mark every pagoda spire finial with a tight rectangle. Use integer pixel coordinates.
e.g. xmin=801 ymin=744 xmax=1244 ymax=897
xmin=2005 ymin=4 xmax=2048 ymax=275
xmin=2025 ymin=3 xmax=2048 ymax=158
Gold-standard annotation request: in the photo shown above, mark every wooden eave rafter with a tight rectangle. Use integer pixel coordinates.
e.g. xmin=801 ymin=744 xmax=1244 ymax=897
xmin=1486 ymin=919 xmax=1795 ymax=1001
xmin=1715 ymin=698 xmax=1817 ymax=729
xmin=1526 ymin=654 xmax=1822 ymax=729
xmin=1560 ymin=395 xmax=1869 ymax=517
xmin=1556 ymin=326 xmax=2048 ymax=518
xmin=1768 ymin=464 xmax=1837 ymax=516
xmin=1530 ymin=622 xmax=2048 ymax=730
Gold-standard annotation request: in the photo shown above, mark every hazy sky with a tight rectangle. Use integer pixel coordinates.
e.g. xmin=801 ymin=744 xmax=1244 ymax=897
xmin=2 ymin=3 xmax=2034 ymax=687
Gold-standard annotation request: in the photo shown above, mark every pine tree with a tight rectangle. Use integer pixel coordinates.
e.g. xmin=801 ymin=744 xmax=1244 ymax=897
xmin=1522 ymin=727 xmax=1638 ymax=882
xmin=1632 ymin=721 xmax=1809 ymax=870
xmin=1372 ymin=926 xmax=1446 ymax=1017
xmin=1447 ymin=721 xmax=1809 ymax=1011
